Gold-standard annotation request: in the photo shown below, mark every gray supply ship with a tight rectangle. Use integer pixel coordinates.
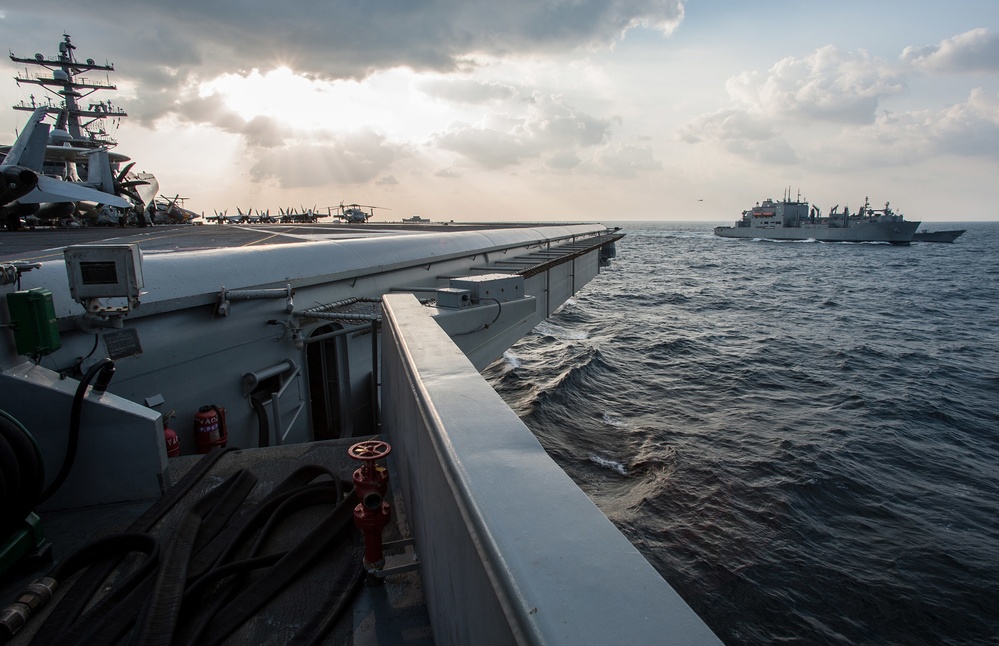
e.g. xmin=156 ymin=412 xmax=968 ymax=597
xmin=715 ymin=190 xmax=920 ymax=244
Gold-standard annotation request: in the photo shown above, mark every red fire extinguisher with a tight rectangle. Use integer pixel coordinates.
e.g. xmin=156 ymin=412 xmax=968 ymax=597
xmin=194 ymin=404 xmax=228 ymax=454
xmin=164 ymin=410 xmax=181 ymax=458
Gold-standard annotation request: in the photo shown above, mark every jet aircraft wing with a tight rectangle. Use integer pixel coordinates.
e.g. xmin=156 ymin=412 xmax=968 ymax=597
xmin=21 ymin=175 xmax=133 ymax=208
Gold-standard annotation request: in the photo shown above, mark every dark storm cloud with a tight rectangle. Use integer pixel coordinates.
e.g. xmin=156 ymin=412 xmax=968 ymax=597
xmin=6 ymin=1 xmax=684 ymax=86
xmin=4 ymin=2 xmax=677 ymax=188
xmin=4 ymin=0 xmax=682 ymax=166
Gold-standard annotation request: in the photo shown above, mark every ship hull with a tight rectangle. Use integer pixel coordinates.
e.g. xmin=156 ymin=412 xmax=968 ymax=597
xmin=913 ymin=229 xmax=965 ymax=242
xmin=715 ymin=219 xmax=919 ymax=244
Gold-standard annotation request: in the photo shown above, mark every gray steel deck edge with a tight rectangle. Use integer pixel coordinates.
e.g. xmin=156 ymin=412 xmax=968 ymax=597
xmin=380 ymin=293 xmax=722 ymax=646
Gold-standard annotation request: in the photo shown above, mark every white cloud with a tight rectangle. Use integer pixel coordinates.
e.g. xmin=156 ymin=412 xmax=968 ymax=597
xmin=589 ymin=142 xmax=661 ymax=178
xmin=547 ymin=150 xmax=583 ymax=170
xmin=901 ymin=28 xmax=999 ymax=73
xmin=856 ymin=88 xmax=999 ymax=161
xmin=726 ymin=45 xmax=906 ymax=124
xmin=433 ymin=93 xmax=613 ymax=169
xmin=435 ymin=167 xmax=462 ymax=179
xmin=689 ymin=87 xmax=999 ymax=174
xmin=247 ymin=129 xmax=407 ymax=187
xmin=678 ymin=109 xmax=797 ymax=165
xmin=417 ymin=78 xmax=518 ymax=104
xmin=679 ymin=109 xmax=777 ymax=144
xmin=679 ymin=43 xmax=945 ymax=167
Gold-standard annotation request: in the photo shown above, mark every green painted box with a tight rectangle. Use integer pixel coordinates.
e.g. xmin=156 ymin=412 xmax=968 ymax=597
xmin=5 ymin=288 xmax=61 ymax=357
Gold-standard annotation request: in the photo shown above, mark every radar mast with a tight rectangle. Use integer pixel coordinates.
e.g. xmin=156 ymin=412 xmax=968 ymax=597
xmin=10 ymin=33 xmax=127 ymax=148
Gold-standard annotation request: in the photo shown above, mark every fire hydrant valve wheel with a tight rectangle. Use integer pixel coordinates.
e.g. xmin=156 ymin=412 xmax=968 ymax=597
xmin=349 ymin=440 xmax=391 ymax=461
xmin=348 ymin=439 xmax=393 ymax=572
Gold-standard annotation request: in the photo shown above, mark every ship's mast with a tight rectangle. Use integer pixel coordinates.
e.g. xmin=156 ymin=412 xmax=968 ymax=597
xmin=9 ymin=33 xmax=126 ymax=148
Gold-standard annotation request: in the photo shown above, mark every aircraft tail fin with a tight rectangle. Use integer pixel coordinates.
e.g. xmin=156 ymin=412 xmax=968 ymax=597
xmin=2 ymin=107 xmax=49 ymax=169
xmin=85 ymin=148 xmax=116 ymax=195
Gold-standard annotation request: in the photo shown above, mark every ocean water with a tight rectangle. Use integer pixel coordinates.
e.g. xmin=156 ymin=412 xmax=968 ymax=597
xmin=484 ymin=221 xmax=999 ymax=645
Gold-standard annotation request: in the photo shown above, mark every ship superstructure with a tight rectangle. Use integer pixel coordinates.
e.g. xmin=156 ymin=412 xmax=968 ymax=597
xmin=6 ymin=34 xmax=158 ymax=225
xmin=11 ymin=33 xmax=126 ymax=152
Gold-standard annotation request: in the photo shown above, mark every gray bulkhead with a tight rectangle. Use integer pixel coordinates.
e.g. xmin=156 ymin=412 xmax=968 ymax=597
xmin=1 ymin=225 xmax=612 ymax=509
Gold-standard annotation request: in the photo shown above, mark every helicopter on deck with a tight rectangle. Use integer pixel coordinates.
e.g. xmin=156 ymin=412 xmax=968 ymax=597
xmin=330 ymin=202 xmax=389 ymax=223
xmin=147 ymin=194 xmax=201 ymax=224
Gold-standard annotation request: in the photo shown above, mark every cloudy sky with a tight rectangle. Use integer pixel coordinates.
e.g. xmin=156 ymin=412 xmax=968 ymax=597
xmin=2 ymin=1 xmax=998 ymax=222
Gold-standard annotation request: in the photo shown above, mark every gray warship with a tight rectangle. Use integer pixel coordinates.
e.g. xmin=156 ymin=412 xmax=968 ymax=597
xmin=715 ymin=191 xmax=920 ymax=244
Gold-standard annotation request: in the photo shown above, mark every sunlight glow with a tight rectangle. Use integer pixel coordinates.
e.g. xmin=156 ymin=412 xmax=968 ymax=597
xmin=198 ymin=67 xmax=469 ymax=143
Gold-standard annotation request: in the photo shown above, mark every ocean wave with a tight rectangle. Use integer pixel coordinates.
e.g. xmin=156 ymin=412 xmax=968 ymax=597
xmin=588 ymin=454 xmax=629 ymax=476
xmin=532 ymin=320 xmax=589 ymax=340
xmin=490 ymin=221 xmax=999 ymax=645
xmin=601 ymin=411 xmax=628 ymax=427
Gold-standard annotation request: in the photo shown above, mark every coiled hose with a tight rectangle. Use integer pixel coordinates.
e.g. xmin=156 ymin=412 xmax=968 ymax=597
xmin=1 ymin=453 xmax=364 ymax=645
xmin=0 ymin=410 xmax=44 ymax=538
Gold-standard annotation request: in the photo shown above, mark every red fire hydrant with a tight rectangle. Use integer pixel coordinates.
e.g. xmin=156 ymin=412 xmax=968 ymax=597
xmin=349 ymin=440 xmax=392 ymax=572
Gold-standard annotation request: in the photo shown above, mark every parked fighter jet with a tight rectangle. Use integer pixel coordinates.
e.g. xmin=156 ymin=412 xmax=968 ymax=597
xmin=279 ymin=206 xmax=320 ymax=223
xmin=2 ymin=108 xmax=131 ymax=229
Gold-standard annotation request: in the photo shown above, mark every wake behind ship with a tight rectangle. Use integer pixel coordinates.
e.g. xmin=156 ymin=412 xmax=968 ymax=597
xmin=715 ymin=191 xmax=920 ymax=243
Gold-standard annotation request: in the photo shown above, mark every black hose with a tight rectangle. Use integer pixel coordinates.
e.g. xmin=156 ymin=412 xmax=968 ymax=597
xmin=0 ymin=410 xmax=45 ymax=537
xmin=38 ymin=358 xmax=115 ymax=505
xmin=6 ymin=453 xmax=366 ymax=645
xmin=25 ymin=449 xmax=233 ymax=646
xmin=3 ymin=532 xmax=160 ymax=646
xmin=288 ymin=527 xmax=366 ymax=646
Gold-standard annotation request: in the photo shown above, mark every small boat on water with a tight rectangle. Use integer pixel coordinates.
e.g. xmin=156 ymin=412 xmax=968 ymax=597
xmin=912 ymin=228 xmax=966 ymax=243
xmin=715 ymin=190 xmax=920 ymax=244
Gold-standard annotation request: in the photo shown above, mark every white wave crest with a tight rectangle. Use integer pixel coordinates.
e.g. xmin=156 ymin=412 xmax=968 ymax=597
xmin=601 ymin=412 xmax=628 ymax=427
xmin=533 ymin=320 xmax=589 ymax=340
xmin=589 ymin=454 xmax=629 ymax=476
xmin=503 ymin=350 xmax=520 ymax=368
